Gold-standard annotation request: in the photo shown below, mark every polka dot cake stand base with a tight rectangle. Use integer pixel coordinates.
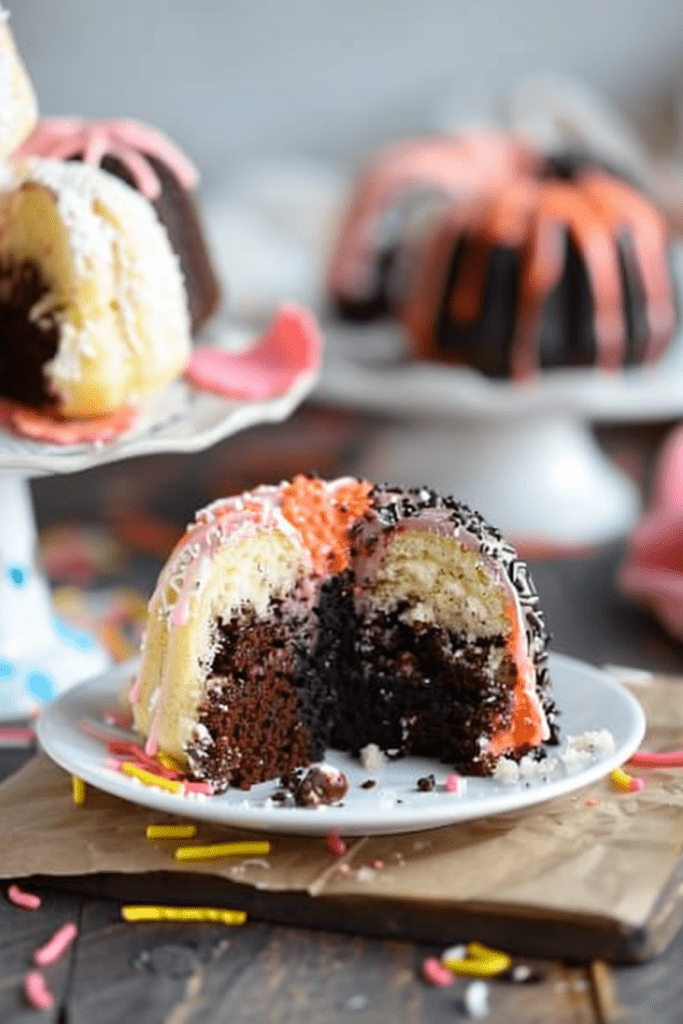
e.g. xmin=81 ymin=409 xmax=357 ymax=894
xmin=0 ymin=318 xmax=319 ymax=721
xmin=0 ymin=477 xmax=110 ymax=719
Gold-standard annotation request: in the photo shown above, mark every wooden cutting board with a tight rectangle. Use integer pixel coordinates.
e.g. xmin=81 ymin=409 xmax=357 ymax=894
xmin=1 ymin=675 xmax=682 ymax=964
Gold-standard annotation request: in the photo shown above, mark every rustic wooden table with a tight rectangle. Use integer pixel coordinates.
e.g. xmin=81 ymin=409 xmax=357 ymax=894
xmin=0 ymin=408 xmax=680 ymax=1023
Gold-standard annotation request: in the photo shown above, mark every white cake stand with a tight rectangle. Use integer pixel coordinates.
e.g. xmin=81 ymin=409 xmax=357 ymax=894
xmin=314 ymin=297 xmax=683 ymax=551
xmin=0 ymin=318 xmax=318 ymax=720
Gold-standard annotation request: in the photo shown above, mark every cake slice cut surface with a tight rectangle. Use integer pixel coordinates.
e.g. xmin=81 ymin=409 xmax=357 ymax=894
xmin=131 ymin=477 xmax=556 ymax=791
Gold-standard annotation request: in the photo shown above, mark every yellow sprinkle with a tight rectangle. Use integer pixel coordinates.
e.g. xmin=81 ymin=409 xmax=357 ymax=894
xmin=157 ymin=752 xmax=183 ymax=772
xmin=146 ymin=824 xmax=198 ymax=840
xmin=467 ymin=941 xmax=509 ymax=960
xmin=174 ymin=841 xmax=270 ymax=862
xmin=72 ymin=775 xmax=86 ymax=806
xmin=611 ymin=767 xmax=633 ymax=792
xmin=442 ymin=942 xmax=512 ymax=977
xmin=122 ymin=905 xmax=247 ymax=925
xmin=120 ymin=762 xmax=185 ymax=794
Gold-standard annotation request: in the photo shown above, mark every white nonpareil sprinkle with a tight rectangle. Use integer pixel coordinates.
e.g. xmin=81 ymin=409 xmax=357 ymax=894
xmin=441 ymin=944 xmax=467 ymax=962
xmin=492 ymin=757 xmax=520 ymax=785
xmin=567 ymin=729 xmax=615 ymax=755
xmin=359 ymin=743 xmax=384 ymax=771
xmin=463 ymin=980 xmax=490 ymax=1019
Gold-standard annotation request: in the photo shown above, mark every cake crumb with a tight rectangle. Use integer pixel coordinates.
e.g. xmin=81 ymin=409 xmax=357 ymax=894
xmin=416 ymin=774 xmax=436 ymax=792
xmin=360 ymin=744 xmax=384 ymax=771
xmin=492 ymin=758 xmax=520 ymax=785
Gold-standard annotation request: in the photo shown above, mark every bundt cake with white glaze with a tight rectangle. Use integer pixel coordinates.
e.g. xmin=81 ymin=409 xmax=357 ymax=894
xmin=0 ymin=157 xmax=192 ymax=419
xmin=15 ymin=117 xmax=221 ymax=335
xmin=130 ymin=475 xmax=556 ymax=791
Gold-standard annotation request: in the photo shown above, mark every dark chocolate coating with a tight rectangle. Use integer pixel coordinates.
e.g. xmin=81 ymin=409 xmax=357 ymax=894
xmin=71 ymin=153 xmax=221 ymax=336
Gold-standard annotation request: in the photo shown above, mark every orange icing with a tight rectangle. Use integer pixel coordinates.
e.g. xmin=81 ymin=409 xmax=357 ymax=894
xmin=488 ymin=598 xmax=544 ymax=756
xmin=280 ymin=475 xmax=373 ymax=574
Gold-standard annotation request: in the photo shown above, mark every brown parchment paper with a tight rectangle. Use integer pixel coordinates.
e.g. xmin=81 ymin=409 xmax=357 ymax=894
xmin=0 ymin=676 xmax=682 ymax=934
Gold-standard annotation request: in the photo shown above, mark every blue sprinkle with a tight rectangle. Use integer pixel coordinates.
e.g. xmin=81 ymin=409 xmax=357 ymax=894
xmin=53 ymin=617 xmax=97 ymax=653
xmin=26 ymin=671 xmax=56 ymax=702
xmin=6 ymin=565 xmax=28 ymax=587
xmin=0 ymin=660 xmax=14 ymax=680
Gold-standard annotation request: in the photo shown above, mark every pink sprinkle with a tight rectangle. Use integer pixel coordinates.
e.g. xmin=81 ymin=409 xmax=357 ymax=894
xmin=107 ymin=741 xmax=181 ymax=779
xmin=0 ymin=727 xmax=36 ymax=747
xmin=34 ymin=921 xmax=78 ymax=966
xmin=585 ymin=798 xmax=598 ymax=808
xmin=422 ymin=956 xmax=455 ymax=987
xmin=105 ymin=757 xmax=122 ymax=771
xmin=629 ymin=749 xmax=683 ymax=768
xmin=372 ymin=859 xmax=385 ymax=870
xmin=184 ymin=781 xmax=214 ymax=795
xmin=444 ymin=774 xmax=460 ymax=793
xmin=327 ymin=833 xmax=347 ymax=856
xmin=8 ymin=884 xmax=41 ymax=911
xmin=24 ymin=971 xmax=54 ymax=1010
xmin=629 ymin=776 xmax=645 ymax=793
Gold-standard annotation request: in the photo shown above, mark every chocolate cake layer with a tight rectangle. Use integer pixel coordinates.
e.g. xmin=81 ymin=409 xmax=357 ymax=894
xmin=0 ymin=259 xmax=58 ymax=407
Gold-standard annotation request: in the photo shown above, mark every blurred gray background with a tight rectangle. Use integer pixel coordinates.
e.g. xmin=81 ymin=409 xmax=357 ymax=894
xmin=8 ymin=0 xmax=683 ymax=189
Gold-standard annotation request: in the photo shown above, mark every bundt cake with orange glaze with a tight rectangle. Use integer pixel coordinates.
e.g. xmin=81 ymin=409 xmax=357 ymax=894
xmin=328 ymin=132 xmax=677 ymax=377
xmin=130 ymin=475 xmax=556 ymax=792
xmin=401 ymin=153 xmax=677 ymax=378
xmin=327 ymin=131 xmax=541 ymax=321
xmin=14 ymin=117 xmax=221 ymax=335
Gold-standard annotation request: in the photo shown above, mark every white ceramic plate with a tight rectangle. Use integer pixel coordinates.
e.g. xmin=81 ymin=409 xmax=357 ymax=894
xmin=37 ymin=652 xmax=646 ymax=836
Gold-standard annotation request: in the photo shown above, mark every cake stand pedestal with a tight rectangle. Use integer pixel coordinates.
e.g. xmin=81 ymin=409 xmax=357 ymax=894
xmin=314 ymin=312 xmax=683 ymax=550
xmin=0 ymin=476 xmax=110 ymax=718
xmin=0 ymin=318 xmax=319 ymax=720
xmin=355 ymin=413 xmax=640 ymax=552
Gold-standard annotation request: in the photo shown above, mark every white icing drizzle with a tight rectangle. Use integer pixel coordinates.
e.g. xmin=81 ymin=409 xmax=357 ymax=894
xmin=15 ymin=158 xmax=190 ymax=394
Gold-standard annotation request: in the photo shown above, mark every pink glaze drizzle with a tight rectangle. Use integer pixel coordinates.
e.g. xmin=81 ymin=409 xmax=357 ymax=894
xmin=14 ymin=117 xmax=199 ymax=200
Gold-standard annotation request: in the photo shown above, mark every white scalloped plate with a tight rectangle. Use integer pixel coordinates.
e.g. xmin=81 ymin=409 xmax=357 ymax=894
xmin=37 ymin=652 xmax=646 ymax=836
xmin=0 ymin=318 xmax=318 ymax=478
